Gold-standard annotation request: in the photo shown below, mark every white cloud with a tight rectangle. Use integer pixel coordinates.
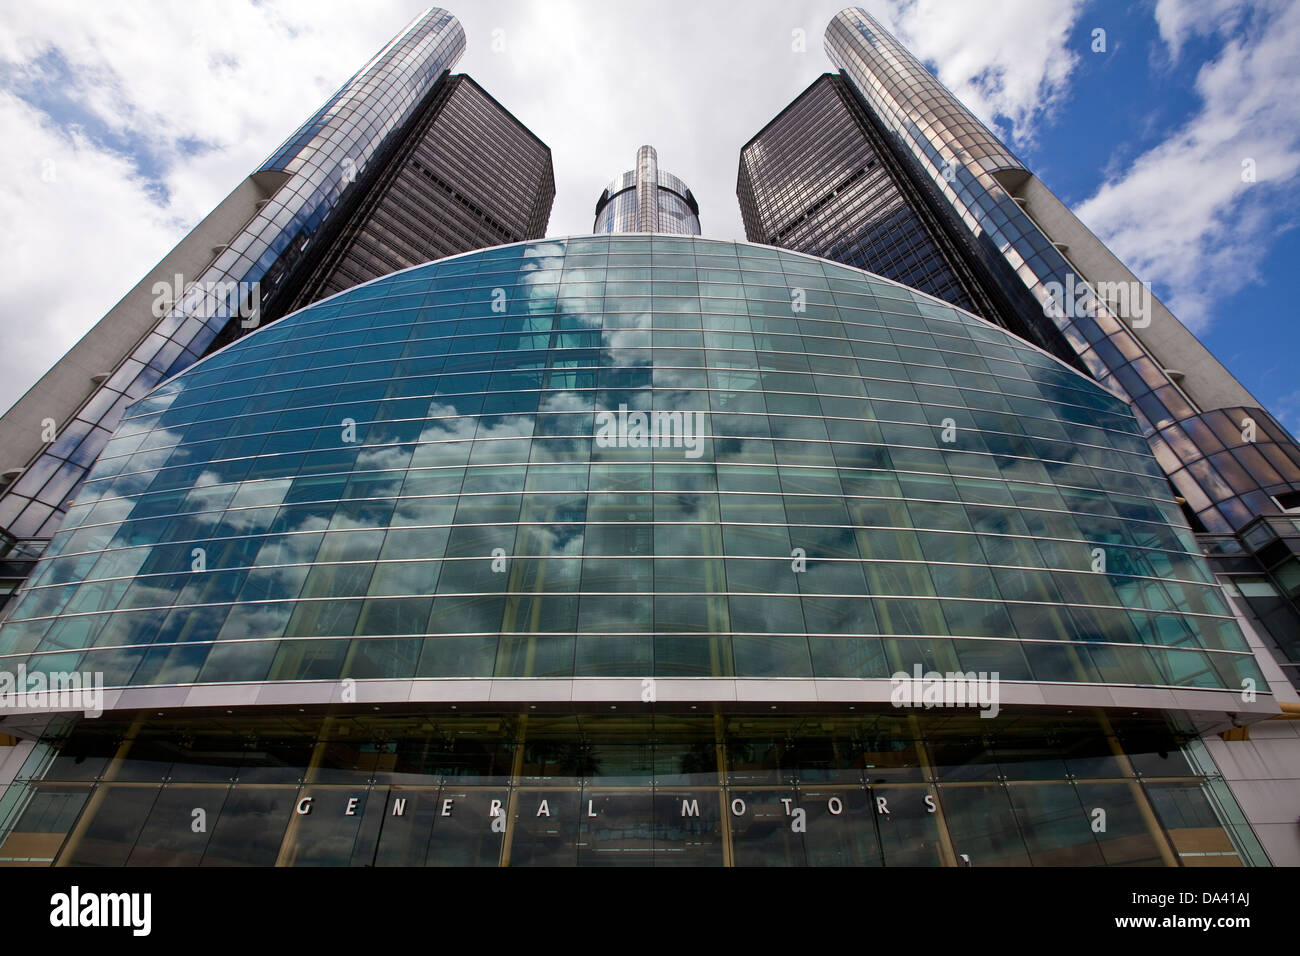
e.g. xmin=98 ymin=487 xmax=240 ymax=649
xmin=1076 ymin=0 xmax=1300 ymax=333
xmin=1152 ymin=0 xmax=1254 ymax=59
xmin=1272 ymin=388 xmax=1300 ymax=436
xmin=0 ymin=92 xmax=185 ymax=389
xmin=880 ymin=0 xmax=1087 ymax=147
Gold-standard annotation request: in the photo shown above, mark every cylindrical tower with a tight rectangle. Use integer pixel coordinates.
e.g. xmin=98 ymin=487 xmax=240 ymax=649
xmin=825 ymin=6 xmax=1300 ymax=534
xmin=593 ymin=145 xmax=701 ymax=234
xmin=0 ymin=8 xmax=466 ymax=541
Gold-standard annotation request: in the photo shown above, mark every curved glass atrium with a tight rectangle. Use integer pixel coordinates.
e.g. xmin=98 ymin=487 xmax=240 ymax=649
xmin=0 ymin=236 xmax=1261 ymax=696
xmin=0 ymin=236 xmax=1270 ymax=867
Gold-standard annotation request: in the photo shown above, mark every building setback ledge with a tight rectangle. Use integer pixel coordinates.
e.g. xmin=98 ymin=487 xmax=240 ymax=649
xmin=0 ymin=677 xmax=1279 ymax=735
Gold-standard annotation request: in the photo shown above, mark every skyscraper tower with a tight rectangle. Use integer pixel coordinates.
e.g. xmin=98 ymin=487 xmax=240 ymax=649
xmin=594 ymin=145 xmax=701 ymax=235
xmin=271 ymin=74 xmax=555 ymax=318
xmin=742 ymin=6 xmax=1300 ymax=693
xmin=0 ymin=7 xmax=554 ymax=610
xmin=737 ymin=74 xmax=1076 ymax=365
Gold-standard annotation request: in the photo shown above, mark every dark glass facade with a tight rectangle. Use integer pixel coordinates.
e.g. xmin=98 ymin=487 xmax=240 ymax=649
xmin=274 ymin=75 xmax=555 ymax=316
xmin=738 ymin=75 xmax=980 ymax=317
xmin=1201 ymin=516 xmax=1300 ymax=687
xmin=0 ymin=709 xmax=1266 ymax=867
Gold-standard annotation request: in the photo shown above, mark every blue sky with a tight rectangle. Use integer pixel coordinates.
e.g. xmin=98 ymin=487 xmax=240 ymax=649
xmin=0 ymin=0 xmax=1296 ymax=434
xmin=1019 ymin=2 xmax=1300 ymax=433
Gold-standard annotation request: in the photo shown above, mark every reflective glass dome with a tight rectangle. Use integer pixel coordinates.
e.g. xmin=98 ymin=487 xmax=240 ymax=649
xmin=0 ymin=236 xmax=1261 ymax=696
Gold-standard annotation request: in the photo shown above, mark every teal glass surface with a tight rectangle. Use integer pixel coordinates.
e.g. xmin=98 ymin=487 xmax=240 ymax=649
xmin=0 ymin=237 xmax=1259 ymax=690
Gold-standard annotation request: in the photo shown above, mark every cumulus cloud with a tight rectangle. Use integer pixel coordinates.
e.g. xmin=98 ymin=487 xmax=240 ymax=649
xmin=1075 ymin=0 xmax=1300 ymax=333
xmin=880 ymin=0 xmax=1087 ymax=147
xmin=1152 ymin=0 xmax=1255 ymax=59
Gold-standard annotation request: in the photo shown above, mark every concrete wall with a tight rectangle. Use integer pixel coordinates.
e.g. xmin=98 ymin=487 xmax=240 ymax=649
xmin=1205 ymin=587 xmax=1300 ymax=865
xmin=1205 ymin=720 xmax=1300 ymax=865
xmin=1011 ymin=174 xmax=1258 ymax=414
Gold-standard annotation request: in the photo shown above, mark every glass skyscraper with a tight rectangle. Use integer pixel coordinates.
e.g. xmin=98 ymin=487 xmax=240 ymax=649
xmin=741 ymin=8 xmax=1300 ymax=702
xmin=0 ymin=7 xmax=554 ymax=612
xmin=821 ymin=7 xmax=1300 ymax=532
xmin=738 ymin=74 xmax=1077 ymax=366
xmin=272 ymin=74 xmax=555 ymax=318
xmin=594 ymin=146 xmax=701 ymax=236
